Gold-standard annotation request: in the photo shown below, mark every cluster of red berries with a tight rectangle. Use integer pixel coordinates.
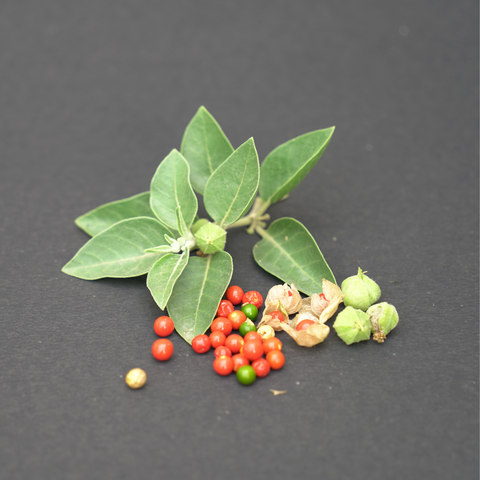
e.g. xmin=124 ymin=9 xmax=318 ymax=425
xmin=190 ymin=286 xmax=285 ymax=385
xmin=150 ymin=286 xmax=287 ymax=385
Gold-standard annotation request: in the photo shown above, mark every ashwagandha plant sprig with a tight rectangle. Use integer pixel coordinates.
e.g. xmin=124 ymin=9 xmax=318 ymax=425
xmin=62 ymin=106 xmax=336 ymax=344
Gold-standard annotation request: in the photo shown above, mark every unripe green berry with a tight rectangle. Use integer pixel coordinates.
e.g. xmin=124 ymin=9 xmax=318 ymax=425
xmin=341 ymin=268 xmax=381 ymax=311
xmin=333 ymin=306 xmax=372 ymax=345
xmin=194 ymin=222 xmax=226 ymax=254
xmin=191 ymin=218 xmax=209 ymax=235
xmin=367 ymin=302 xmax=399 ymax=343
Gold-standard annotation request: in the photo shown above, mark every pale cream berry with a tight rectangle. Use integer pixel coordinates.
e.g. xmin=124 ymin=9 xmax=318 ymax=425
xmin=257 ymin=325 xmax=275 ymax=340
xmin=125 ymin=368 xmax=147 ymax=389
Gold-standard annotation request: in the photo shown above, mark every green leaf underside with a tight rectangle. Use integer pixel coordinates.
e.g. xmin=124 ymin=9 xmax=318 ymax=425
xmin=180 ymin=106 xmax=234 ymax=195
xmin=147 ymin=250 xmax=189 ymax=310
xmin=204 ymin=138 xmax=260 ymax=227
xmin=167 ymin=252 xmax=233 ymax=344
xmin=75 ymin=192 xmax=156 ymax=237
xmin=150 ymin=149 xmax=198 ymax=230
xmin=253 ymin=218 xmax=336 ymax=296
xmin=259 ymin=127 xmax=335 ymax=205
xmin=62 ymin=217 xmax=173 ymax=280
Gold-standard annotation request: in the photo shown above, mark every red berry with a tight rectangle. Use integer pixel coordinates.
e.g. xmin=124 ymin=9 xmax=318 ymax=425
xmin=242 ymin=291 xmax=263 ymax=309
xmin=191 ymin=334 xmax=211 ymax=354
xmin=263 ymin=337 xmax=282 ymax=355
xmin=243 ymin=340 xmax=264 ymax=362
xmin=296 ymin=319 xmax=316 ymax=331
xmin=227 ymin=310 xmax=247 ymax=330
xmin=211 ymin=317 xmax=233 ymax=336
xmin=153 ymin=316 xmax=175 ymax=337
xmin=232 ymin=354 xmax=250 ymax=372
xmin=214 ymin=346 xmax=232 ymax=358
xmin=151 ymin=339 xmax=174 ymax=361
xmin=225 ymin=334 xmax=244 ymax=354
xmin=213 ymin=356 xmax=234 ymax=376
xmin=269 ymin=310 xmax=286 ymax=322
xmin=252 ymin=358 xmax=270 ymax=378
xmin=209 ymin=330 xmax=226 ymax=348
xmin=217 ymin=300 xmax=234 ymax=318
xmin=266 ymin=350 xmax=285 ymax=370
xmin=225 ymin=285 xmax=244 ymax=305
xmin=244 ymin=331 xmax=263 ymax=344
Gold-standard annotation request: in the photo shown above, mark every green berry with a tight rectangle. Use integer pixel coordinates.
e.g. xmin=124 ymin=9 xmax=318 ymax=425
xmin=241 ymin=303 xmax=258 ymax=321
xmin=341 ymin=268 xmax=381 ymax=311
xmin=333 ymin=306 xmax=372 ymax=345
xmin=194 ymin=222 xmax=226 ymax=254
xmin=239 ymin=319 xmax=257 ymax=337
xmin=236 ymin=365 xmax=256 ymax=385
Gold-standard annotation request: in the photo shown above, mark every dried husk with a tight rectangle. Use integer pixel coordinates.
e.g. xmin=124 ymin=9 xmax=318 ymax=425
xmin=280 ymin=322 xmax=330 ymax=347
xmin=318 ymin=279 xmax=344 ymax=324
xmin=257 ymin=300 xmax=287 ymax=331
xmin=264 ymin=283 xmax=302 ymax=315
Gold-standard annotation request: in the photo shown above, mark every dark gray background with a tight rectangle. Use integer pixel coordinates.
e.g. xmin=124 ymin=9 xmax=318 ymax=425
xmin=1 ymin=1 xmax=478 ymax=479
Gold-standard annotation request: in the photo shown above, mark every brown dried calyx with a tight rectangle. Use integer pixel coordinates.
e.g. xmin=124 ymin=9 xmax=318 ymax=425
xmin=257 ymin=279 xmax=344 ymax=347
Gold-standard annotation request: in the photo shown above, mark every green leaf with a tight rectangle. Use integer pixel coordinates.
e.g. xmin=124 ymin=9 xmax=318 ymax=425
xmin=147 ymin=250 xmax=189 ymax=310
xmin=253 ymin=217 xmax=335 ymax=296
xmin=167 ymin=251 xmax=233 ymax=343
xmin=180 ymin=106 xmax=234 ymax=195
xmin=204 ymin=138 xmax=260 ymax=227
xmin=150 ymin=149 xmax=198 ymax=230
xmin=259 ymin=127 xmax=335 ymax=205
xmin=62 ymin=217 xmax=173 ymax=280
xmin=175 ymin=206 xmax=189 ymax=238
xmin=75 ymin=192 xmax=156 ymax=237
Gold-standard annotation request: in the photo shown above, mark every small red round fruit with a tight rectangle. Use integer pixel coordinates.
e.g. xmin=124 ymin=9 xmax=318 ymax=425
xmin=228 ymin=310 xmax=247 ymax=330
xmin=225 ymin=285 xmax=244 ymax=305
xmin=244 ymin=331 xmax=263 ymax=344
xmin=243 ymin=340 xmax=264 ymax=362
xmin=263 ymin=337 xmax=283 ymax=355
xmin=269 ymin=310 xmax=286 ymax=322
xmin=225 ymin=334 xmax=244 ymax=354
xmin=210 ymin=330 xmax=226 ymax=348
xmin=252 ymin=358 xmax=271 ymax=378
xmin=191 ymin=334 xmax=211 ymax=354
xmin=213 ymin=356 xmax=234 ymax=376
xmin=296 ymin=319 xmax=316 ymax=331
xmin=211 ymin=317 xmax=233 ymax=336
xmin=232 ymin=354 xmax=249 ymax=372
xmin=216 ymin=300 xmax=234 ymax=318
xmin=266 ymin=350 xmax=285 ymax=370
xmin=214 ymin=346 xmax=232 ymax=358
xmin=242 ymin=291 xmax=263 ymax=309
xmin=153 ymin=316 xmax=175 ymax=337
xmin=151 ymin=339 xmax=174 ymax=361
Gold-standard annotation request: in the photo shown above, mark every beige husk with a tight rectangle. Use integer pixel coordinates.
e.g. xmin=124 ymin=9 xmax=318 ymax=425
xmin=258 ymin=279 xmax=344 ymax=347
xmin=264 ymin=283 xmax=302 ymax=315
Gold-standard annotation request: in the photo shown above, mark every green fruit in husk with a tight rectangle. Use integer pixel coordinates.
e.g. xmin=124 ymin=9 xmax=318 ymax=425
xmin=341 ymin=268 xmax=381 ymax=311
xmin=194 ymin=222 xmax=226 ymax=254
xmin=333 ymin=306 xmax=372 ymax=345
xmin=367 ymin=302 xmax=399 ymax=343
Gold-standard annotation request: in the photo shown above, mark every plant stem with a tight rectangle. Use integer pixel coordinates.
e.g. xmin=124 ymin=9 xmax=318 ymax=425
xmin=224 ymin=196 xmax=271 ymax=232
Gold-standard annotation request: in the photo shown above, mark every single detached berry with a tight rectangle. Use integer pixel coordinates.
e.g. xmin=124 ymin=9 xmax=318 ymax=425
xmin=228 ymin=310 xmax=247 ymax=330
xmin=266 ymin=350 xmax=285 ymax=370
xmin=243 ymin=340 xmax=264 ymax=362
xmin=239 ymin=319 xmax=257 ymax=337
xmin=226 ymin=285 xmax=244 ymax=305
xmin=252 ymin=358 xmax=270 ymax=378
xmin=152 ymin=339 xmax=174 ymax=361
xmin=153 ymin=316 xmax=175 ymax=337
xmin=211 ymin=317 xmax=233 ymax=336
xmin=214 ymin=346 xmax=232 ymax=358
xmin=263 ymin=337 xmax=282 ymax=355
xmin=225 ymin=334 xmax=244 ymax=354
xmin=236 ymin=365 xmax=257 ymax=385
xmin=209 ymin=330 xmax=226 ymax=348
xmin=242 ymin=291 xmax=263 ymax=309
xmin=125 ymin=368 xmax=147 ymax=389
xmin=244 ymin=331 xmax=263 ymax=344
xmin=232 ymin=354 xmax=250 ymax=372
xmin=217 ymin=300 xmax=235 ymax=318
xmin=241 ymin=303 xmax=258 ymax=321
xmin=191 ymin=334 xmax=211 ymax=353
xmin=213 ymin=356 xmax=234 ymax=376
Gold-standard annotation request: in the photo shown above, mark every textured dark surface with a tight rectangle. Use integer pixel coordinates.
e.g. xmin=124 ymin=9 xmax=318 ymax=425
xmin=0 ymin=1 xmax=478 ymax=479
